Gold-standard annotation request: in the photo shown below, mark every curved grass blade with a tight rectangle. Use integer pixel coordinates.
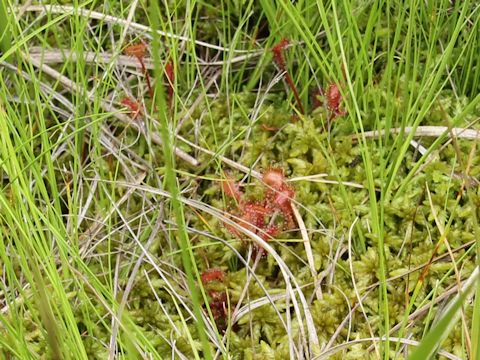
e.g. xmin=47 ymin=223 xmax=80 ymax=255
xmin=408 ymin=267 xmax=479 ymax=360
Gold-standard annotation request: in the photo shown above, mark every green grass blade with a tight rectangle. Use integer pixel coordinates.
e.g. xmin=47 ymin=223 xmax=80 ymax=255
xmin=408 ymin=267 xmax=479 ymax=360
xmin=0 ymin=1 xmax=12 ymax=59
xmin=149 ymin=2 xmax=213 ymax=359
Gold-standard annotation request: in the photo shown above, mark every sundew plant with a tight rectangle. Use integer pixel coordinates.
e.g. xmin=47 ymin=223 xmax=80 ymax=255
xmin=0 ymin=0 xmax=479 ymax=359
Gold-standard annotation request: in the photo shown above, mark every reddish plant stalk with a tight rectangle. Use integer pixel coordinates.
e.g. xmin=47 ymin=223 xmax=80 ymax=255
xmin=283 ymin=72 xmax=305 ymax=115
xmin=139 ymin=59 xmax=154 ymax=99
xmin=260 ymin=124 xmax=279 ymax=132
xmin=272 ymin=38 xmax=305 ymax=115
xmin=165 ymin=60 xmax=175 ymax=108
xmin=125 ymin=42 xmax=154 ymax=98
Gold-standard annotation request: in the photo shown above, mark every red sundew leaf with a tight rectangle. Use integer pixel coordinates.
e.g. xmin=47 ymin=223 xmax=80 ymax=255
xmin=272 ymin=38 xmax=289 ymax=69
xmin=272 ymin=185 xmax=295 ymax=208
xmin=124 ymin=42 xmax=148 ymax=59
xmin=266 ymin=184 xmax=296 ymax=230
xmin=262 ymin=167 xmax=296 ymax=229
xmin=201 ymin=268 xmax=225 ymax=284
xmin=221 ymin=177 xmax=242 ymax=202
xmin=260 ymin=223 xmax=281 ymax=241
xmin=326 ymin=83 xmax=347 ymax=118
xmin=223 ymin=211 xmax=246 ymax=238
xmin=223 ymin=214 xmax=242 ymax=238
xmin=243 ymin=202 xmax=271 ymax=224
xmin=224 ymin=202 xmax=272 ymax=239
xmin=262 ymin=167 xmax=286 ymax=191
xmin=326 ymin=83 xmax=341 ymax=111
xmin=120 ymin=96 xmax=142 ymax=119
